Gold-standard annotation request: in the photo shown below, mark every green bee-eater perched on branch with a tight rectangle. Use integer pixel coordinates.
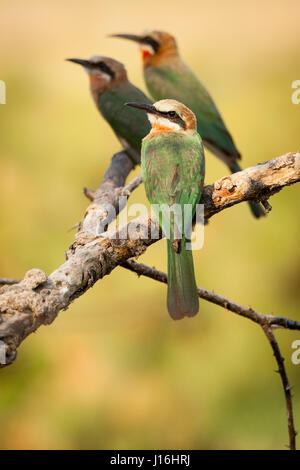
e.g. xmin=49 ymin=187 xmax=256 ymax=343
xmin=67 ymin=56 xmax=151 ymax=165
xmin=126 ymin=99 xmax=205 ymax=320
xmin=112 ymin=31 xmax=265 ymax=218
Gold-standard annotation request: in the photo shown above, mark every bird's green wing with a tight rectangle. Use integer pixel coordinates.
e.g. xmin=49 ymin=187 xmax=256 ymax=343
xmin=98 ymin=81 xmax=152 ymax=161
xmin=141 ymin=131 xmax=205 ymax=240
xmin=145 ymin=63 xmax=240 ymax=160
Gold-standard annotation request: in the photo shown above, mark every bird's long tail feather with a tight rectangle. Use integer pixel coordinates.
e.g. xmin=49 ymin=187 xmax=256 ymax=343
xmin=167 ymin=238 xmax=199 ymax=320
xmin=231 ymin=161 xmax=266 ymax=218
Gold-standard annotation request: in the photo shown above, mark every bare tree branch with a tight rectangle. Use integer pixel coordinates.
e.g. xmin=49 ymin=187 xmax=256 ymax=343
xmin=76 ymin=149 xmax=137 ymax=239
xmin=77 ymin=150 xmax=300 ymax=243
xmin=200 ymin=151 xmax=300 ymax=218
xmin=0 ymin=151 xmax=299 ymax=368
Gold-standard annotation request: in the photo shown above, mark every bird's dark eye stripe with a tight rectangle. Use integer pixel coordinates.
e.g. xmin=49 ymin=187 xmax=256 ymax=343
xmin=97 ymin=62 xmax=115 ymax=78
xmin=142 ymin=36 xmax=160 ymax=53
xmin=160 ymin=110 xmax=178 ymax=118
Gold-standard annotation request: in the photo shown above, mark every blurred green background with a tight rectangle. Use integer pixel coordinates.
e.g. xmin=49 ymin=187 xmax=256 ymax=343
xmin=0 ymin=0 xmax=299 ymax=450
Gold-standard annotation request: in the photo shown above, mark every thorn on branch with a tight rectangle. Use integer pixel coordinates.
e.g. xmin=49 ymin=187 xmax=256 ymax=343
xmin=83 ymin=187 xmax=96 ymax=201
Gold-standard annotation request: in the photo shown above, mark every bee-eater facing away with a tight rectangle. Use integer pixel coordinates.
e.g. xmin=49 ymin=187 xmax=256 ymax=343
xmin=112 ymin=32 xmax=265 ymax=218
xmin=66 ymin=56 xmax=152 ymax=165
xmin=126 ymin=99 xmax=205 ymax=320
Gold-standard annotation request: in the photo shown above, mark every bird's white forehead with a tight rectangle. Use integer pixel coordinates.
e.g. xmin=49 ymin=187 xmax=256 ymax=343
xmin=89 ymin=55 xmax=104 ymax=64
xmin=154 ymin=99 xmax=181 ymax=113
xmin=86 ymin=56 xmax=112 ymax=81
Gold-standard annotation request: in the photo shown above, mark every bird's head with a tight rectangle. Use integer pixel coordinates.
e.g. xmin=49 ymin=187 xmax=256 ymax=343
xmin=66 ymin=56 xmax=127 ymax=94
xmin=126 ymin=99 xmax=196 ymax=134
xmin=110 ymin=31 xmax=178 ymax=66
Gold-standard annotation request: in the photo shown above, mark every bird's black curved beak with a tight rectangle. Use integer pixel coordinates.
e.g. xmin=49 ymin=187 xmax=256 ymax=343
xmin=125 ymin=102 xmax=158 ymax=114
xmin=110 ymin=33 xmax=159 ymax=53
xmin=66 ymin=58 xmax=91 ymax=68
xmin=109 ymin=33 xmax=143 ymax=44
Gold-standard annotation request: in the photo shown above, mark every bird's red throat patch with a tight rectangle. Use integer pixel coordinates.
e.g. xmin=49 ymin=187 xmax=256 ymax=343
xmin=89 ymin=75 xmax=102 ymax=87
xmin=141 ymin=50 xmax=150 ymax=60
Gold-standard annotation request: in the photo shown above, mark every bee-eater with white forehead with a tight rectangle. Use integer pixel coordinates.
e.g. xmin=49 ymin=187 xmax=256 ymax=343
xmin=127 ymin=99 xmax=205 ymax=320
xmin=67 ymin=56 xmax=152 ymax=165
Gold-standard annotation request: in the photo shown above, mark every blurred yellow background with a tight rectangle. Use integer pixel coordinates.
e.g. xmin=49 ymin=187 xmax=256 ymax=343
xmin=0 ymin=0 xmax=299 ymax=450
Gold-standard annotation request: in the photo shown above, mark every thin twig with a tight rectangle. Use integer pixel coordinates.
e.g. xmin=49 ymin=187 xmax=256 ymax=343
xmin=262 ymin=326 xmax=297 ymax=450
xmin=0 ymin=278 xmax=19 ymax=286
xmin=122 ymin=260 xmax=300 ymax=330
